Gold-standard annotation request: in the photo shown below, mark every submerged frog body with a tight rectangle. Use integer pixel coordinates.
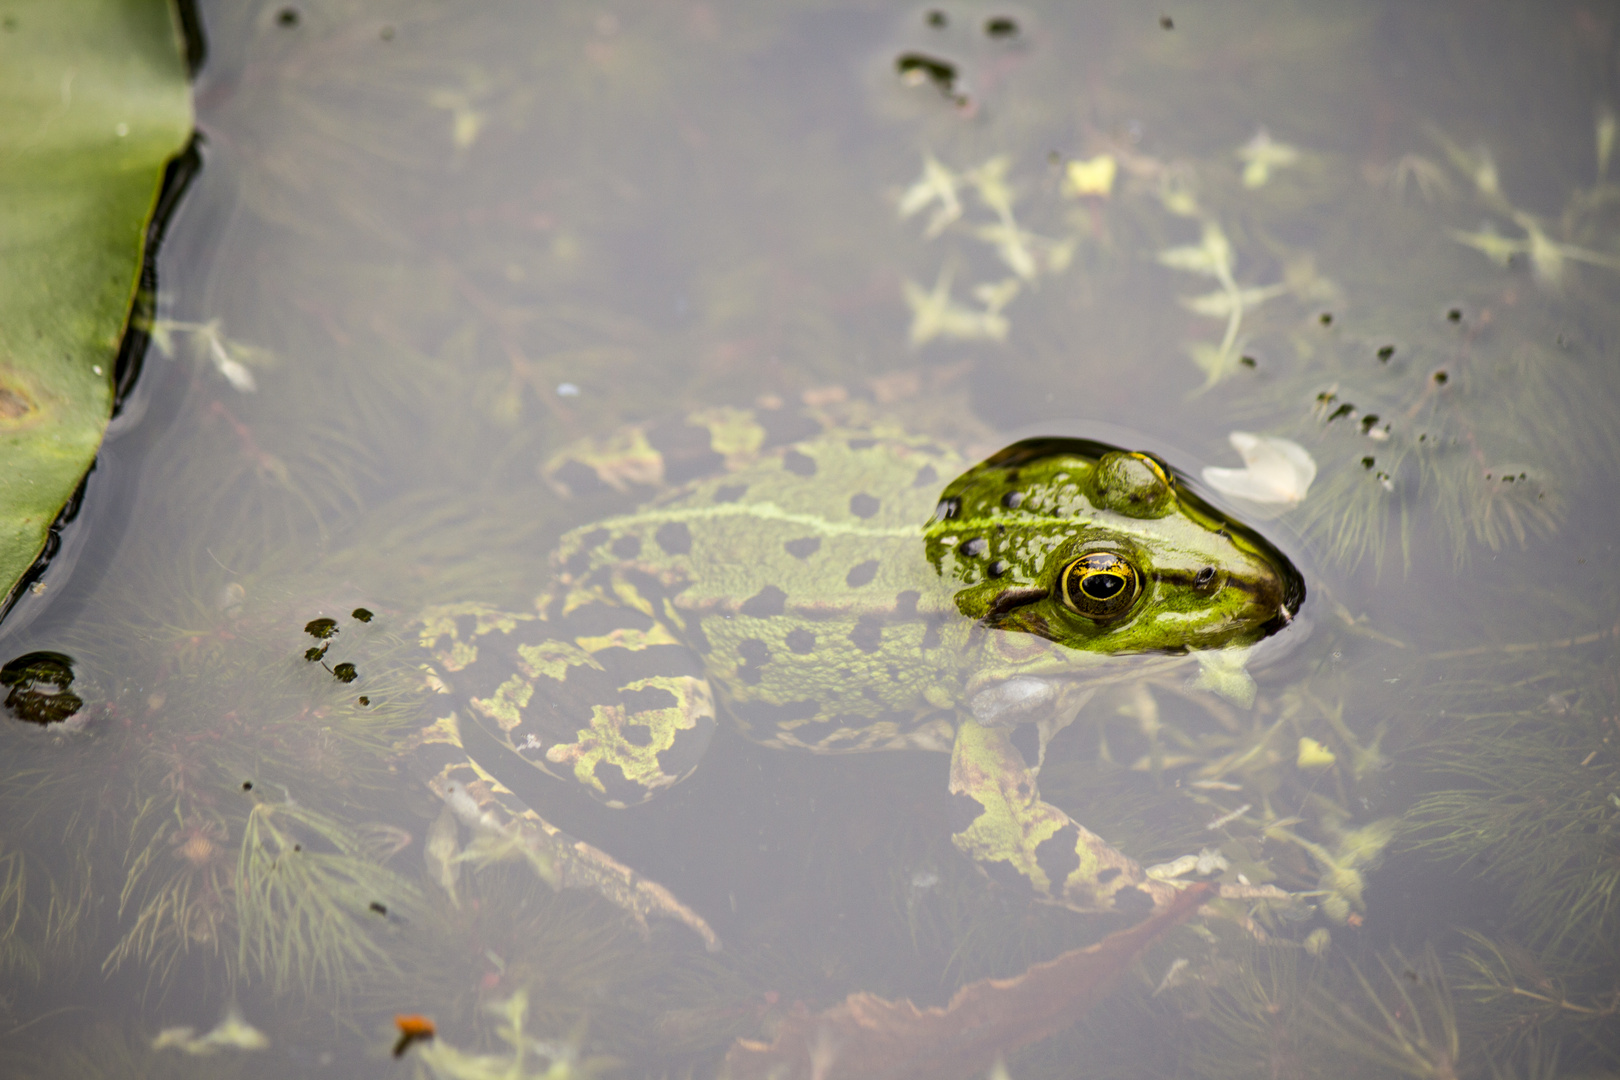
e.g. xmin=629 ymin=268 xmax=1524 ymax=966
xmin=407 ymin=406 xmax=1303 ymax=947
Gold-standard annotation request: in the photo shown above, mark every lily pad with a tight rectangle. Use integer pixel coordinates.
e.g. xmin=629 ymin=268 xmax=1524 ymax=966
xmin=0 ymin=0 xmax=193 ymax=618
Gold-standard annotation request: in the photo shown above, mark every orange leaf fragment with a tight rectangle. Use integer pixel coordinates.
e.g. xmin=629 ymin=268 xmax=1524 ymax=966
xmin=393 ymin=1014 xmax=436 ymax=1057
xmin=724 ymin=882 xmax=1213 ymax=1080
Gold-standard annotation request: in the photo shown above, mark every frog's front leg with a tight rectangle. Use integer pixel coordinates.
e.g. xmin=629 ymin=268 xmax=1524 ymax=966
xmin=949 ymin=718 xmax=1179 ymax=913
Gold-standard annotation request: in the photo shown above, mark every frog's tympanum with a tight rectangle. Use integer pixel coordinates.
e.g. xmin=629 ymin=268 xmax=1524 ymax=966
xmin=404 ymin=407 xmax=1303 ymax=949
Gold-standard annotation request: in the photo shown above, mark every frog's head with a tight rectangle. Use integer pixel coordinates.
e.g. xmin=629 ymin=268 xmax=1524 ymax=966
xmin=924 ymin=438 xmax=1305 ymax=718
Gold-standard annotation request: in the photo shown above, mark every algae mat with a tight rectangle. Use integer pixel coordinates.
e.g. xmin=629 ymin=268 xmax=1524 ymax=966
xmin=0 ymin=0 xmax=192 ymax=616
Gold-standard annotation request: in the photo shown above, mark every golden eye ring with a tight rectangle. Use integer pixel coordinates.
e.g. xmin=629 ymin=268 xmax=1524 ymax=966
xmin=1060 ymin=552 xmax=1141 ymax=621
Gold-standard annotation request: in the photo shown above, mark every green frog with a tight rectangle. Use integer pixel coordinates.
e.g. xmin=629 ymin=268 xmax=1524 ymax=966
xmin=402 ymin=401 xmax=1304 ymax=950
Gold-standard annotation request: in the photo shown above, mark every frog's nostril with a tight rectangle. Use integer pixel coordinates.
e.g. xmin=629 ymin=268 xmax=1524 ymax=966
xmin=1195 ymin=566 xmax=1216 ymax=587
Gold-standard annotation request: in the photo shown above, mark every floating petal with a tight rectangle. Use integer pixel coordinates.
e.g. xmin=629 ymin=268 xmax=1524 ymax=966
xmin=1202 ymin=432 xmax=1317 ymax=507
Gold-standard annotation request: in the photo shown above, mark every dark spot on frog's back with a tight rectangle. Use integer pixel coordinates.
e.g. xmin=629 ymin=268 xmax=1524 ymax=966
xmin=611 ymin=535 xmax=641 ymax=559
xmin=845 ymin=560 xmax=879 ymax=587
xmin=784 ymin=537 xmax=820 ymax=559
xmin=714 ymin=484 xmax=747 ymax=503
xmin=759 ymin=408 xmax=822 ymax=448
xmin=894 ymin=590 xmax=920 ymax=617
xmin=592 ymin=762 xmax=655 ymax=806
xmin=785 ymin=628 xmax=816 ymax=654
xmin=647 ymin=419 xmax=724 ymax=484
xmin=655 ymin=521 xmax=691 ymax=555
xmin=849 ymin=493 xmax=881 ymax=519
xmin=619 ymin=684 xmax=678 ymax=715
xmin=783 ymin=450 xmax=817 ymax=477
xmin=740 ymin=585 xmax=788 ymax=617
xmin=1035 ymin=824 xmax=1082 ymax=893
xmin=849 ymin=615 xmax=884 ymax=653
xmin=912 ymin=463 xmax=939 ymax=488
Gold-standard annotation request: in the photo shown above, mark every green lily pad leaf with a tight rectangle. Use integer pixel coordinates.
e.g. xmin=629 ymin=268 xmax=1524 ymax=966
xmin=0 ymin=0 xmax=193 ymax=617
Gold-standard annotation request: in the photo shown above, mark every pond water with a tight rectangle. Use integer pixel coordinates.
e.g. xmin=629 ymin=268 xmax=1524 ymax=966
xmin=2 ymin=0 xmax=1618 ymax=1076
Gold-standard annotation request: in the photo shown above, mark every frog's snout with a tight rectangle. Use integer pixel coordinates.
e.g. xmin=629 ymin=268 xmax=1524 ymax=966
xmin=969 ymin=675 xmax=1057 ymax=726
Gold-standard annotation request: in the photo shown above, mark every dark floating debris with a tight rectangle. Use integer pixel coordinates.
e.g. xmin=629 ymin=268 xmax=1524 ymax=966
xmin=1360 ymin=414 xmax=1381 ymax=432
xmin=304 ymin=617 xmax=338 ymax=640
xmin=242 ymin=781 xmax=253 ymax=791
xmin=369 ymin=901 xmax=388 ymax=916
xmin=1318 ymin=312 xmax=1333 ymax=326
xmin=1159 ymin=14 xmax=1174 ymax=28
xmin=926 ymin=9 xmax=946 ymax=27
xmin=1446 ymin=307 xmax=1463 ymax=322
xmin=1239 ymin=355 xmax=1257 ymax=368
xmin=984 ymin=15 xmax=1018 ymax=38
xmin=896 ymin=52 xmax=960 ymax=99
xmin=351 ymin=607 xmax=373 ymax=623
xmin=304 ymin=644 xmax=328 ymax=662
xmin=332 ymin=662 xmax=358 ymax=684
xmin=1433 ymin=370 xmax=1449 ymax=385
xmin=276 ymin=6 xmax=299 ymax=27
xmin=1361 ymin=456 xmax=1376 ymax=469
xmin=1377 ymin=344 xmax=1395 ymax=361
xmin=1 ymin=651 xmax=84 ymax=726
xmin=1326 ymin=403 xmax=1355 ymax=422
xmin=358 ymin=696 xmax=371 ymax=707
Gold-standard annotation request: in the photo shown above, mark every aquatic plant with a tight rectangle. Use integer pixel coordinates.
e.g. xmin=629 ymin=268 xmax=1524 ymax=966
xmin=234 ymin=798 xmax=421 ymax=995
xmin=413 ymin=989 xmax=614 ymax=1080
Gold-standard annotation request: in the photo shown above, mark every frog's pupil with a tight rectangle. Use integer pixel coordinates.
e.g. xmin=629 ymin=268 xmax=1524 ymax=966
xmin=1082 ymin=574 xmax=1125 ymax=600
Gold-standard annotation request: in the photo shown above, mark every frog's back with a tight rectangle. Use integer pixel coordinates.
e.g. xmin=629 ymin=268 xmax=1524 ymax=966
xmin=548 ymin=426 xmax=970 ymax=752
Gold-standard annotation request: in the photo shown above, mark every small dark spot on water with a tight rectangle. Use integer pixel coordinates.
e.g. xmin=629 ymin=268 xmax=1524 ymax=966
xmin=926 ymin=9 xmax=946 ymax=27
xmin=1159 ymin=14 xmax=1174 ymax=29
xmin=305 ymin=617 xmax=338 ymax=639
xmin=985 ymin=15 xmax=1018 ymax=38
xmin=1319 ymin=312 xmax=1333 ymax=326
xmin=369 ymin=901 xmax=388 ymax=916
xmin=305 ymin=644 xmax=328 ymax=662
xmin=1446 ymin=307 xmax=1463 ymax=322
xmin=1360 ymin=414 xmax=1380 ymax=432
xmin=1327 ymin=403 xmax=1355 ymax=422
xmin=351 ymin=607 xmax=373 ymax=623
xmin=1362 ymin=456 xmax=1376 ymax=469
xmin=1377 ymin=345 xmax=1395 ymax=361
xmin=1433 ymin=370 xmax=1449 ymax=385
xmin=1240 ymin=355 xmax=1257 ymax=368
xmin=896 ymin=52 xmax=958 ymax=98
xmin=358 ymin=696 xmax=370 ymax=706
xmin=332 ymin=662 xmax=358 ymax=683
xmin=379 ymin=24 xmax=394 ymax=40
xmin=276 ymin=7 xmax=299 ymax=27
xmin=293 ymin=844 xmax=301 ymax=852
xmin=242 ymin=781 xmax=253 ymax=791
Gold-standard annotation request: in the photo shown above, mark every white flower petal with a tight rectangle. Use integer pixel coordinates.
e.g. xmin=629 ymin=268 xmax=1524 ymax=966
xmin=1201 ymin=432 xmax=1316 ymax=507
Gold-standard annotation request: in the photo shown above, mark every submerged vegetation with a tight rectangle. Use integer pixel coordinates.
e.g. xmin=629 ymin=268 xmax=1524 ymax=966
xmin=0 ymin=1 xmax=1618 ymax=1078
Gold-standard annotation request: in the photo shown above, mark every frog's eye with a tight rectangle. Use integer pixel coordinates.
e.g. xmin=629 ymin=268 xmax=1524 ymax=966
xmin=1059 ymin=552 xmax=1141 ymax=621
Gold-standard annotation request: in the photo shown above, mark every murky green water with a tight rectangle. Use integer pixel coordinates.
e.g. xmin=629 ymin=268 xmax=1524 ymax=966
xmin=2 ymin=1 xmax=1618 ymax=1076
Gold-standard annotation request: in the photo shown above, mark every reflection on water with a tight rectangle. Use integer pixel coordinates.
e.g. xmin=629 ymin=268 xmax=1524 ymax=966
xmin=1 ymin=0 xmax=1618 ymax=1076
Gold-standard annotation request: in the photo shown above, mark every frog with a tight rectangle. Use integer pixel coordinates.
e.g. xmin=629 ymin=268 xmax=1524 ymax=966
xmin=401 ymin=399 xmax=1305 ymax=951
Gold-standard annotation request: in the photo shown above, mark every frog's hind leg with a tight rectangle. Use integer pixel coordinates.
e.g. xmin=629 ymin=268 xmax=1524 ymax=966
xmin=948 ymin=718 xmax=1180 ymax=914
xmin=409 ymin=712 xmax=722 ymax=952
